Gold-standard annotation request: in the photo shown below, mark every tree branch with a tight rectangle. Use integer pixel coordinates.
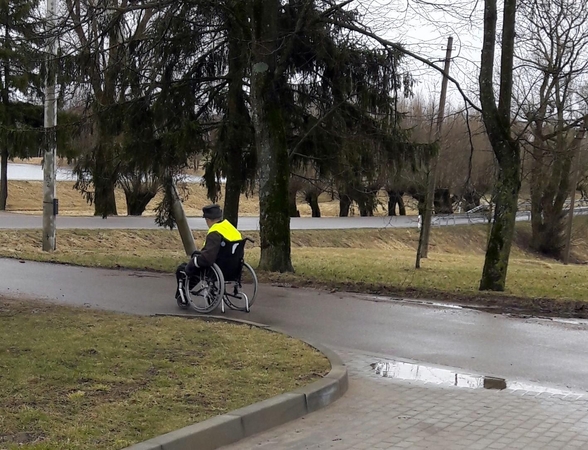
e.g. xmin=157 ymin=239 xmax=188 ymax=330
xmin=498 ymin=0 xmax=517 ymax=120
xmin=324 ymin=18 xmax=482 ymax=113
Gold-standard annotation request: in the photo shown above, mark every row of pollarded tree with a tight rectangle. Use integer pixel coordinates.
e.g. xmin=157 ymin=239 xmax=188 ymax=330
xmin=285 ymin=107 xmax=485 ymax=220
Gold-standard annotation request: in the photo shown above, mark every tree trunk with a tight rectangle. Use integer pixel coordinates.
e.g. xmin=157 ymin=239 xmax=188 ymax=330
xmin=356 ymin=188 xmax=377 ymax=216
xmin=250 ymin=0 xmax=293 ymax=273
xmin=530 ymin=149 xmax=574 ymax=258
xmin=563 ymin=125 xmax=587 ymax=263
xmin=92 ymin=143 xmax=118 ymax=218
xmin=388 ymin=190 xmax=407 ymax=216
xmin=434 ymin=188 xmax=453 ymax=214
xmin=529 ymin=126 xmax=544 ymax=246
xmin=305 ymin=191 xmax=321 ymax=217
xmin=254 ymin=104 xmax=293 ymax=271
xmin=532 ymin=209 xmax=566 ymax=257
xmin=339 ymin=193 xmax=352 ymax=217
xmin=478 ymin=0 xmax=520 ymax=291
xmin=288 ymin=182 xmax=300 ymax=217
xmin=479 ymin=152 xmax=521 ymax=291
xmin=124 ymin=190 xmax=156 ymax=216
xmin=358 ymin=202 xmax=373 ymax=217
xmin=94 ymin=179 xmax=118 ymax=218
xmin=413 ymin=194 xmax=426 ymax=216
xmin=0 ymin=146 xmax=7 ymax=210
xmin=120 ymin=174 xmax=159 ymax=216
xmin=528 ymin=75 xmax=580 ymax=259
xmin=387 ymin=190 xmax=399 ymax=216
xmin=222 ymin=1 xmax=248 ymax=228
xmin=398 ymin=193 xmax=406 ymax=215
xmin=223 ymin=166 xmax=242 ymax=226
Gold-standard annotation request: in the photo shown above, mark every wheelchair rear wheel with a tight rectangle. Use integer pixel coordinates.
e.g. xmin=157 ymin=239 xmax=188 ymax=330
xmin=184 ymin=264 xmax=225 ymax=314
xmin=222 ymin=262 xmax=258 ymax=313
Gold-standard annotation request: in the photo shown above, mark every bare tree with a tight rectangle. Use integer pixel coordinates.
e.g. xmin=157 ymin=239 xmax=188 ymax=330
xmin=322 ymin=2 xmax=524 ymax=291
xmin=514 ymin=0 xmax=588 ymax=258
xmin=435 ymin=111 xmax=496 ymax=211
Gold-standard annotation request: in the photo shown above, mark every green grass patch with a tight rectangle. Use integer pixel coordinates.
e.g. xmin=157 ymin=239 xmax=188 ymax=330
xmin=1 ymin=220 xmax=588 ymax=304
xmin=0 ymin=298 xmax=329 ymax=449
xmin=282 ymin=248 xmax=588 ymax=301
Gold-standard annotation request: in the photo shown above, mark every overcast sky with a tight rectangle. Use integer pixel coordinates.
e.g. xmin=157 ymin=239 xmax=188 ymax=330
xmin=356 ymin=0 xmax=488 ymax=110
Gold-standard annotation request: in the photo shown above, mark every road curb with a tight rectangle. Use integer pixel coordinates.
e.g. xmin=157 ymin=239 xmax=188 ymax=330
xmin=122 ymin=313 xmax=348 ymax=450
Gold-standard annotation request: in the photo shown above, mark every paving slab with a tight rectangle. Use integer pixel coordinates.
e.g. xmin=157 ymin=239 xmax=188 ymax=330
xmin=220 ymin=349 xmax=588 ymax=450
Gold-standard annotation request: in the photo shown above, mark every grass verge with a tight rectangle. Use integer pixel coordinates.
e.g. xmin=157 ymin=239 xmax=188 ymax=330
xmin=2 ymin=220 xmax=588 ymax=317
xmin=0 ymin=298 xmax=329 ymax=450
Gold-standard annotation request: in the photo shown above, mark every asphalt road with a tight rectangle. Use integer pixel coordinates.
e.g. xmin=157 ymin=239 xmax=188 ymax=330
xmin=3 ymin=208 xmax=586 ymax=230
xmin=0 ymin=211 xmax=520 ymax=230
xmin=3 ymin=258 xmax=588 ymax=393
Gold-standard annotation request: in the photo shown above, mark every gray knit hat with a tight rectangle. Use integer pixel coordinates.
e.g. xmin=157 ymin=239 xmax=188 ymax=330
xmin=202 ymin=204 xmax=223 ymax=220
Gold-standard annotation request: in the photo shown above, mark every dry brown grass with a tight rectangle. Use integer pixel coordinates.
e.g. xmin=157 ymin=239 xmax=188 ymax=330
xmin=4 ymin=180 xmax=419 ymax=217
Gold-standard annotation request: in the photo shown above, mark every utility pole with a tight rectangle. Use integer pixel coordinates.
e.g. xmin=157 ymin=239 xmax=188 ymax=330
xmin=42 ymin=0 xmax=58 ymax=251
xmin=416 ymin=36 xmax=453 ymax=269
xmin=563 ymin=121 xmax=587 ymax=265
xmin=170 ymin=181 xmax=197 ymax=256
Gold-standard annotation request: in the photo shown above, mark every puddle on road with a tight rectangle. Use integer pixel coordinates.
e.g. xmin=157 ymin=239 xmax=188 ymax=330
xmin=373 ymin=360 xmax=585 ymax=398
xmin=360 ymin=295 xmax=464 ymax=310
xmin=373 ymin=360 xmax=505 ymax=390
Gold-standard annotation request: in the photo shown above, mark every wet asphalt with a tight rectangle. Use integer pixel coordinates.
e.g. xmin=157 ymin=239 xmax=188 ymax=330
xmin=2 ymin=258 xmax=588 ymax=393
xmin=0 ymin=211 xmax=508 ymax=230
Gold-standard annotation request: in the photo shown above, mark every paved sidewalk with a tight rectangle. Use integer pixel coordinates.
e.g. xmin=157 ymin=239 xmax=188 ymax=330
xmin=221 ymin=350 xmax=588 ymax=450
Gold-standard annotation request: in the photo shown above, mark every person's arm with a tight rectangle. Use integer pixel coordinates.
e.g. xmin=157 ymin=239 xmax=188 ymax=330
xmin=194 ymin=231 xmax=222 ymax=268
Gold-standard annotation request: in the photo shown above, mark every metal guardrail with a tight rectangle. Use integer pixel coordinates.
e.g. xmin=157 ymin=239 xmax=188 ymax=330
xmin=465 ymin=205 xmax=490 ymax=214
xmin=432 ymin=214 xmax=456 ymax=227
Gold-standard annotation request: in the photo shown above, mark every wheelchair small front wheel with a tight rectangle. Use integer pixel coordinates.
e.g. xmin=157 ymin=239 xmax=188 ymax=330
xmin=176 ymin=293 xmax=190 ymax=310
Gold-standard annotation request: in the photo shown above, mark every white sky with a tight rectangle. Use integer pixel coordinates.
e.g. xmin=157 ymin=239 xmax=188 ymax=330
xmin=356 ymin=0 xmax=488 ymax=111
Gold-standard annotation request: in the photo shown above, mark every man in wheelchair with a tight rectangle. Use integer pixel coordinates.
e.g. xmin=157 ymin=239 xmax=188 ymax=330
xmin=175 ymin=204 xmax=242 ymax=307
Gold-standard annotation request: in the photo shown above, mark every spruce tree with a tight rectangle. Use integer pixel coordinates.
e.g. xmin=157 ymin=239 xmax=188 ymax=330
xmin=0 ymin=0 xmax=43 ymax=210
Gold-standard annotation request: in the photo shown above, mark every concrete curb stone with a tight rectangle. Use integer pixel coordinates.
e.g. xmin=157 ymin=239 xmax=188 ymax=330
xmin=122 ymin=313 xmax=348 ymax=450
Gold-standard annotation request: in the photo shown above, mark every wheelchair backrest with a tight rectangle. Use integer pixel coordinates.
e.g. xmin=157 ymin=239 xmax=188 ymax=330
xmin=216 ymin=238 xmax=247 ymax=282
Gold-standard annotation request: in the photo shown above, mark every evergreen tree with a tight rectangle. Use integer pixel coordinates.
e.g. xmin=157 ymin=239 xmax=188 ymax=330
xmin=57 ymin=0 xmax=428 ymax=272
xmin=247 ymin=0 xmax=429 ymax=271
xmin=0 ymin=0 xmax=43 ymax=210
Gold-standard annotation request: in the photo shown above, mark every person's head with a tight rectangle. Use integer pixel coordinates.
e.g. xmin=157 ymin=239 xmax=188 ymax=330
xmin=202 ymin=204 xmax=223 ymax=228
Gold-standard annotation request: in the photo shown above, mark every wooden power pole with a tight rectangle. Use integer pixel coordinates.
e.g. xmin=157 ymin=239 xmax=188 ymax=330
xmin=42 ymin=0 xmax=58 ymax=252
xmin=170 ymin=182 xmax=197 ymax=256
xmin=416 ymin=36 xmax=453 ymax=268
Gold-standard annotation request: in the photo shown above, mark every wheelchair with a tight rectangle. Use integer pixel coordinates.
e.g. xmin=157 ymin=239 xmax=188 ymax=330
xmin=177 ymin=238 xmax=258 ymax=314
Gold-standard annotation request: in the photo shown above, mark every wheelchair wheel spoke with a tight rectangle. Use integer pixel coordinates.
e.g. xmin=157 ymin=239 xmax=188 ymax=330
xmin=185 ymin=264 xmax=224 ymax=314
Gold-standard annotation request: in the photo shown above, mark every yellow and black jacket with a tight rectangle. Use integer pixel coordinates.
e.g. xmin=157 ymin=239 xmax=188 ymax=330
xmin=194 ymin=219 xmax=242 ymax=268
